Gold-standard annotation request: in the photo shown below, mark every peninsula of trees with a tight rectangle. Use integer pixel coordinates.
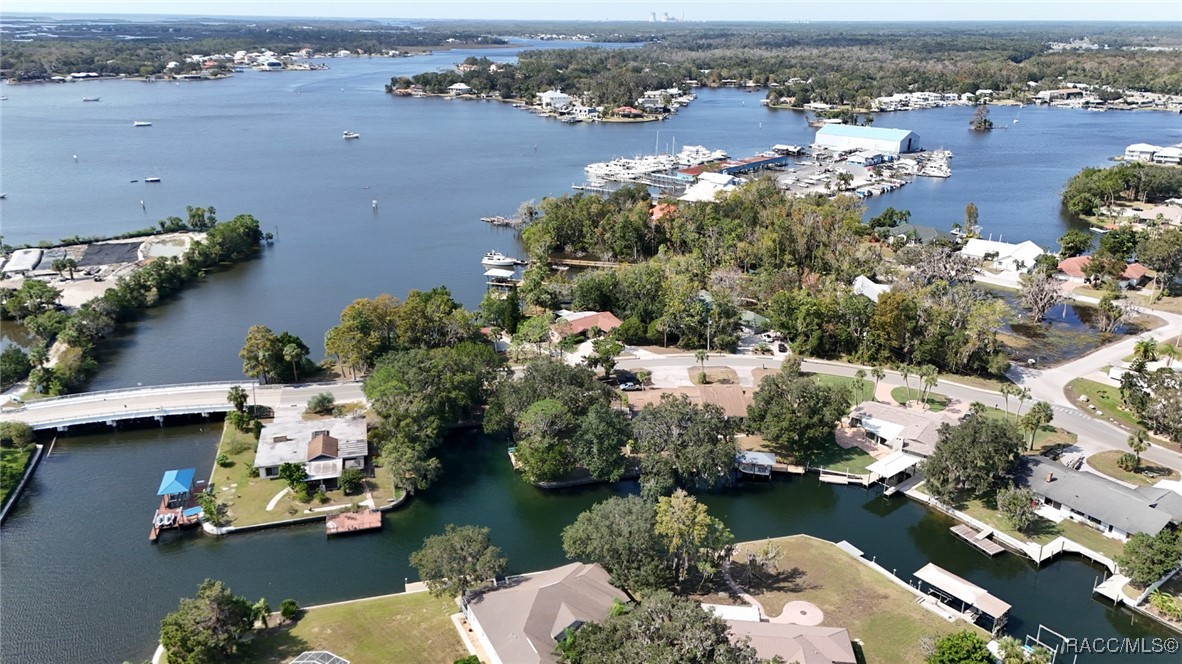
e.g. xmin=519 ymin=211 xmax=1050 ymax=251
xmin=390 ymin=23 xmax=1182 ymax=108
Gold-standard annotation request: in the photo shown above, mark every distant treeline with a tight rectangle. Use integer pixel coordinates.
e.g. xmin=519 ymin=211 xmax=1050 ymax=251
xmin=392 ymin=24 xmax=1182 ymax=107
xmin=0 ymin=17 xmax=505 ymax=81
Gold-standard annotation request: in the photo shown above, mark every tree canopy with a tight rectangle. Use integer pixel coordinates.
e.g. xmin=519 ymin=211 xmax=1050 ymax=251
xmin=159 ymin=579 xmax=253 ymax=664
xmin=632 ymin=393 xmax=737 ymax=497
xmin=409 ymin=524 xmax=507 ymax=600
xmin=745 ymin=368 xmax=850 ymax=462
xmin=562 ymin=495 xmax=672 ymax=592
xmin=920 ymin=413 xmax=1024 ymax=502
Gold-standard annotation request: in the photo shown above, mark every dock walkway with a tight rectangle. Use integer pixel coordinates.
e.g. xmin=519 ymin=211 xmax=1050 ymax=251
xmin=326 ymin=510 xmax=382 ymax=536
xmin=950 ymin=524 xmax=1006 ymax=556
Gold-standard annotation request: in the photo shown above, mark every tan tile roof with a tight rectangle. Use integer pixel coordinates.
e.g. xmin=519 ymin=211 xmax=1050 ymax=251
xmin=725 ymin=622 xmax=857 ymax=664
xmin=307 ymin=432 xmax=339 ymax=461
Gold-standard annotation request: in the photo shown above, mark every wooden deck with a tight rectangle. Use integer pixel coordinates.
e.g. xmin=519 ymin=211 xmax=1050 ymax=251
xmin=326 ymin=510 xmax=382 ymax=536
xmin=148 ymin=480 xmax=205 ymax=542
xmin=950 ymin=524 xmax=1006 ymax=556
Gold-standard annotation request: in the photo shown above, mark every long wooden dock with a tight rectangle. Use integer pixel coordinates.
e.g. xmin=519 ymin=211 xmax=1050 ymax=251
xmin=950 ymin=524 xmax=1006 ymax=556
xmin=326 ymin=510 xmax=382 ymax=536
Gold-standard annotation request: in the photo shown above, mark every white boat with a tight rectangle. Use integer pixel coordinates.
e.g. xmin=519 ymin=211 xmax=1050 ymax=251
xmin=481 ymin=251 xmax=518 ymax=267
xmin=342 ymin=130 xmax=360 ymax=139
xmin=144 ymin=177 xmax=161 ymax=183
xmin=133 ymin=121 xmax=152 ymax=127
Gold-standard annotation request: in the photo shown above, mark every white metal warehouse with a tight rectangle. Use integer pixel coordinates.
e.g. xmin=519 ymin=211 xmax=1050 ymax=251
xmin=814 ymin=124 xmax=921 ymax=154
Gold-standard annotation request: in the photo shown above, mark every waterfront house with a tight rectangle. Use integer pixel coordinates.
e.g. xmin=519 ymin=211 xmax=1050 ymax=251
xmin=848 ymin=401 xmax=957 ymax=458
xmin=448 ymin=82 xmax=473 ymax=96
xmin=959 ymin=238 xmax=1046 ymax=274
xmin=539 ymin=89 xmax=572 ymax=111
xmin=1153 ymin=146 xmax=1182 ymax=165
xmin=679 ymin=172 xmax=743 ymax=202
xmin=884 ymin=223 xmax=951 ymax=246
xmin=464 ymin=562 xmax=629 ymax=664
xmin=254 ymin=416 xmax=368 ymax=488
xmin=1015 ymin=456 xmax=1182 ymax=541
xmin=549 ymin=311 xmax=622 ymax=342
xmin=611 ymin=106 xmax=644 ymax=118
xmin=1057 ymin=256 xmax=1147 ymax=288
xmin=1125 ymin=143 xmax=1162 ymax=162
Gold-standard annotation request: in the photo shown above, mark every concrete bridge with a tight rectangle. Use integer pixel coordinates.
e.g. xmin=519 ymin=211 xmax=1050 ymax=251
xmin=0 ymin=381 xmax=366 ymax=431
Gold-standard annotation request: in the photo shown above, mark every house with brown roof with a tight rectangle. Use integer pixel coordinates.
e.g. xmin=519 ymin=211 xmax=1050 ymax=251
xmin=725 ymin=621 xmax=857 ymax=664
xmin=549 ymin=311 xmax=623 ymax=342
xmin=612 ymin=106 xmax=645 ymax=118
xmin=464 ymin=562 xmax=629 ymax=664
xmin=1057 ymin=256 xmax=1147 ymax=288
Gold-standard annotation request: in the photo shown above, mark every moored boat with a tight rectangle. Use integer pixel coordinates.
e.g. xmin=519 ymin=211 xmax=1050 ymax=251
xmin=342 ymin=130 xmax=360 ymax=139
xmin=133 ymin=121 xmax=152 ymax=127
xmin=481 ymin=251 xmax=519 ymax=267
xmin=82 ymin=97 xmax=101 ymax=102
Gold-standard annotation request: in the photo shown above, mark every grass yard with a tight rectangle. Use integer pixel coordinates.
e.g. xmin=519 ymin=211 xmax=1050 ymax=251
xmin=209 ymin=421 xmax=388 ymax=527
xmin=730 ymin=535 xmax=972 ymax=663
xmin=1086 ymin=450 xmax=1179 ymax=486
xmin=690 ymin=367 xmax=740 ymax=385
xmin=937 ymin=373 xmax=1008 ymax=392
xmin=1065 ymin=378 xmax=1141 ymax=431
xmin=233 ymin=591 xmax=467 ymax=663
xmin=811 ymin=444 xmax=878 ymax=475
xmin=0 ymin=446 xmax=32 ymax=507
xmin=975 ymin=406 xmax=1077 ymax=451
xmin=956 ymin=493 xmax=1125 ymax=561
xmin=812 ymin=374 xmax=875 ymax=406
xmin=890 ymin=386 xmax=949 ymax=411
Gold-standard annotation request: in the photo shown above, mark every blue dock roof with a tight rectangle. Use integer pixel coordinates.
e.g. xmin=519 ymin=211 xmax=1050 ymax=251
xmin=157 ymin=468 xmax=196 ymax=496
xmin=815 ymin=124 xmax=915 ymax=141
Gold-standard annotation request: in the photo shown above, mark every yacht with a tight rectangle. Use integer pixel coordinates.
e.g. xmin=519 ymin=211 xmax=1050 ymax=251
xmin=342 ymin=130 xmax=360 ymax=139
xmin=144 ymin=177 xmax=162 ymax=183
xmin=133 ymin=121 xmax=152 ymax=127
xmin=481 ymin=251 xmax=518 ymax=267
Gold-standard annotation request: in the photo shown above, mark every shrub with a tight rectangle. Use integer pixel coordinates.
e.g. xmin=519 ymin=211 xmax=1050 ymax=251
xmin=293 ymin=484 xmax=312 ymax=503
xmin=695 ymin=370 xmax=708 ymax=385
xmin=224 ymin=434 xmax=253 ymax=456
xmin=1118 ymin=452 xmax=1139 ymax=471
xmin=454 ymin=657 xmax=481 ymax=664
xmin=226 ymin=410 xmax=253 ymax=433
xmin=216 ymin=453 xmax=231 ymax=467
xmin=1149 ymin=590 xmax=1182 ymax=621
xmin=339 ymin=467 xmax=364 ymax=495
xmin=314 ymin=486 xmax=329 ymax=504
xmin=0 ymin=421 xmax=35 ymax=450
xmin=247 ymin=466 xmax=260 ymax=478
xmin=279 ymin=599 xmax=301 ymax=621
xmin=305 ymin=392 xmax=335 ymax=415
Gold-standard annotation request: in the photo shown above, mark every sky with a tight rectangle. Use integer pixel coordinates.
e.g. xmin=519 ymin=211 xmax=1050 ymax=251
xmin=2 ymin=0 xmax=1180 ymax=23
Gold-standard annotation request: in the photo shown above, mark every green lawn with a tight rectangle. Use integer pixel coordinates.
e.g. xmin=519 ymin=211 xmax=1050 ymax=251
xmin=813 ymin=374 xmax=874 ymax=406
xmin=209 ymin=420 xmax=388 ymax=527
xmin=955 ymin=492 xmax=1125 ymax=561
xmin=811 ymin=444 xmax=878 ymax=474
xmin=233 ymin=591 xmax=467 ymax=663
xmin=0 ymin=447 xmax=33 ymax=507
xmin=1065 ymin=378 xmax=1141 ymax=431
xmin=890 ymin=386 xmax=949 ymax=411
xmin=1086 ymin=450 xmax=1179 ymax=486
xmin=977 ymin=407 xmax=1078 ymax=451
xmin=731 ymin=535 xmax=974 ymax=664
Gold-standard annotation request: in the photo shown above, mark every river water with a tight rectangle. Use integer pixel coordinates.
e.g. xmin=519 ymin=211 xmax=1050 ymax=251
xmin=3 ymin=42 xmax=1182 ymax=663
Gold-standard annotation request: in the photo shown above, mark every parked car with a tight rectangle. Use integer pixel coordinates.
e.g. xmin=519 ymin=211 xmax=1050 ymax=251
xmin=620 ymin=382 xmax=643 ymax=392
xmin=777 ymin=343 xmax=788 ymax=353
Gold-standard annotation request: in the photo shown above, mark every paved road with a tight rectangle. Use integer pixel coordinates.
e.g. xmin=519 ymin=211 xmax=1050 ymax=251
xmin=0 ymin=381 xmax=366 ymax=430
xmin=617 ymin=353 xmax=1182 ymax=472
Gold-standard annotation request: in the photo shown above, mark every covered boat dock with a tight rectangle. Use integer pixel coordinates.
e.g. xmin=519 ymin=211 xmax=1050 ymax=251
xmin=914 ymin=563 xmax=1011 ymax=634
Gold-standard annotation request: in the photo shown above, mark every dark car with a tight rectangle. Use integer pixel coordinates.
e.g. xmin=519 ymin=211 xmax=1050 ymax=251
xmin=777 ymin=343 xmax=788 ymax=353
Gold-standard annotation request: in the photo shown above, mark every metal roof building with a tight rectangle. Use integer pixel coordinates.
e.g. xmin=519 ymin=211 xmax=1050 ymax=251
xmin=815 ymin=124 xmax=920 ymax=154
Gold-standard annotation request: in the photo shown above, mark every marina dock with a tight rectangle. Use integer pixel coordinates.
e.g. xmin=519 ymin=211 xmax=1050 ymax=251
xmin=149 ymin=468 xmax=204 ymax=542
xmin=950 ymin=524 xmax=1006 ymax=556
xmin=326 ymin=510 xmax=382 ymax=536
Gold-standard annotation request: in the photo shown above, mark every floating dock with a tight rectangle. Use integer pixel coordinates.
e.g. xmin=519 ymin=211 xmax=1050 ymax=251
xmin=950 ymin=524 xmax=1006 ymax=556
xmin=326 ymin=510 xmax=382 ymax=536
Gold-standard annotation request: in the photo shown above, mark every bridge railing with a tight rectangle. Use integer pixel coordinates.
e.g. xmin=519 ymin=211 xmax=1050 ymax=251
xmin=16 ymin=381 xmax=260 ymax=406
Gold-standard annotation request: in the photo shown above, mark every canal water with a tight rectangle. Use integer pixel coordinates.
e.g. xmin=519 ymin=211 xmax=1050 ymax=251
xmin=2 ymin=47 xmax=1180 ymax=390
xmin=0 ymin=425 xmax=1174 ymax=663
xmin=4 ymin=42 xmax=1182 ymax=662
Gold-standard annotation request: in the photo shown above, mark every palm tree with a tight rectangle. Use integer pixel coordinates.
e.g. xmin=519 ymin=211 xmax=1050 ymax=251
xmin=919 ymin=365 xmax=938 ymax=406
xmin=1133 ymin=337 xmax=1159 ymax=364
xmin=695 ymin=349 xmax=708 ymax=373
xmin=1128 ymin=429 xmax=1149 ymax=466
xmin=28 ymin=343 xmax=48 ymax=369
xmin=853 ymin=368 xmax=866 ymax=403
xmin=870 ymin=366 xmax=885 ymax=401
xmin=62 ymin=258 xmax=78 ymax=280
xmin=251 ymin=597 xmax=272 ymax=629
xmin=999 ymin=383 xmax=1018 ymax=417
xmin=227 ymin=385 xmax=249 ymax=413
xmin=283 ymin=343 xmax=303 ymax=382
xmin=1014 ymin=387 xmax=1031 ymax=421
xmin=899 ymin=365 xmax=913 ymax=403
xmin=996 ymin=636 xmax=1024 ymax=664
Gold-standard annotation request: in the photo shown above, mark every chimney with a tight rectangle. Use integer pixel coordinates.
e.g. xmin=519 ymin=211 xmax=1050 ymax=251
xmin=1046 ymin=472 xmax=1054 ymax=482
